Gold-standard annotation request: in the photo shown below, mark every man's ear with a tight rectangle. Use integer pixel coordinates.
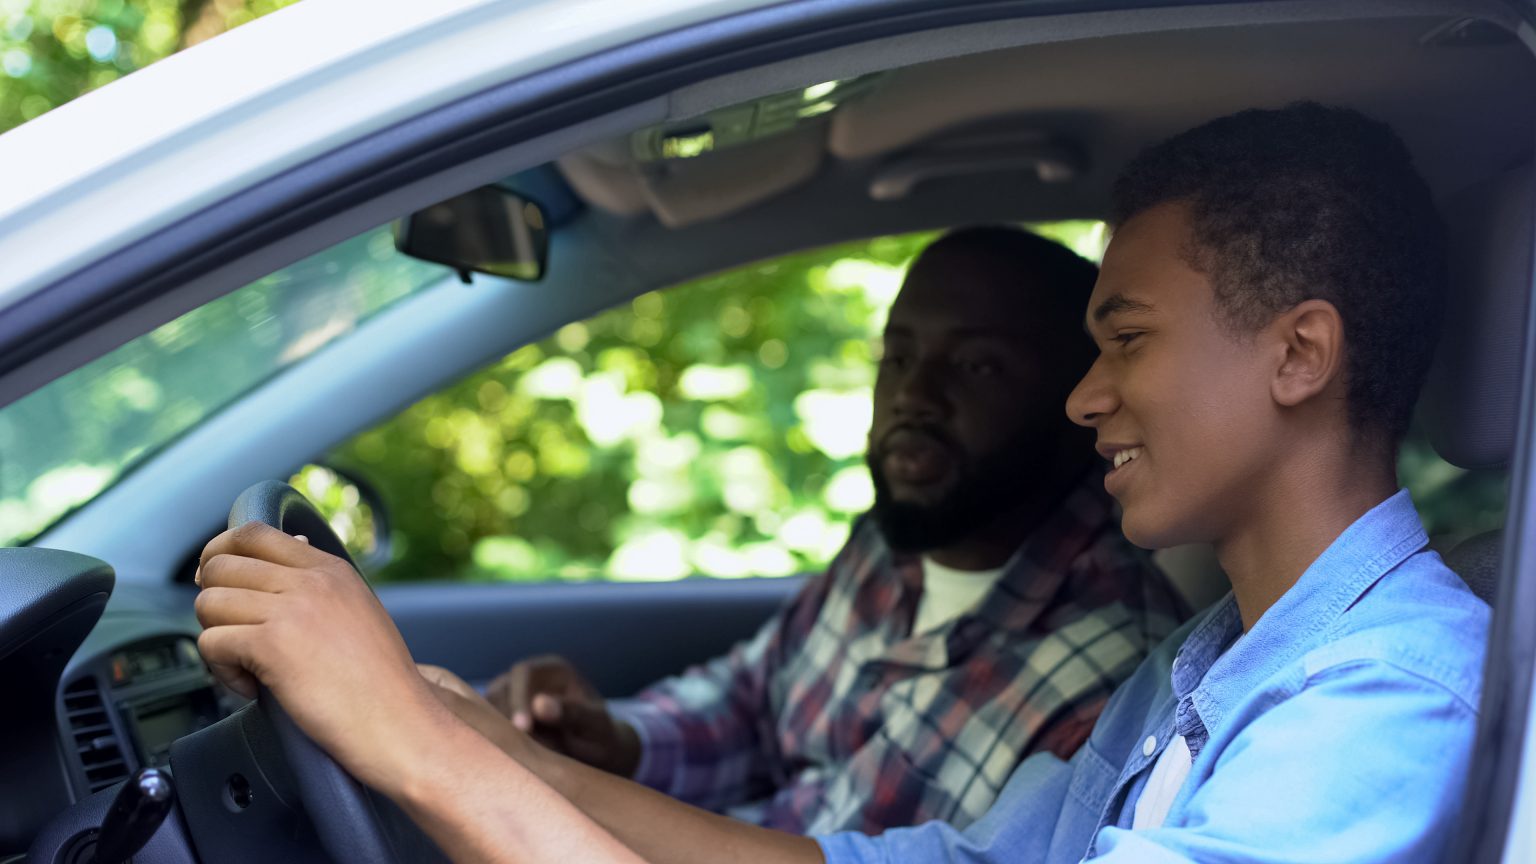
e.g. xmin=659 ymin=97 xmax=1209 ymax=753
xmin=1270 ymin=299 xmax=1346 ymax=409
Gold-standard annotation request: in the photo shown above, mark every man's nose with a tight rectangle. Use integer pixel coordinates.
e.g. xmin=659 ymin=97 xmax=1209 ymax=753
xmin=1065 ymin=355 xmax=1115 ymax=428
xmin=893 ymin=360 xmax=947 ymax=420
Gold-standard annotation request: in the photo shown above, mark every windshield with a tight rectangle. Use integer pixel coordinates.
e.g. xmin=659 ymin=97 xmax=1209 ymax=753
xmin=0 ymin=226 xmax=448 ymax=545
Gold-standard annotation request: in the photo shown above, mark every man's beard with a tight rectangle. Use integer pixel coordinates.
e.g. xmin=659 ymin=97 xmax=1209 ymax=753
xmin=866 ymin=428 xmax=1038 ymax=554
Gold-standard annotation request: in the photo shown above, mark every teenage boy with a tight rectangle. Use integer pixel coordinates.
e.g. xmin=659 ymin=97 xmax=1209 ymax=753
xmin=472 ymin=226 xmax=1185 ymax=835
xmin=194 ymin=102 xmax=1489 ymax=864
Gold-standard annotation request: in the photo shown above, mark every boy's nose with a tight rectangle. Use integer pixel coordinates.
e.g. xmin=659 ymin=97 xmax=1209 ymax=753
xmin=1066 ymin=356 xmax=1115 ymax=427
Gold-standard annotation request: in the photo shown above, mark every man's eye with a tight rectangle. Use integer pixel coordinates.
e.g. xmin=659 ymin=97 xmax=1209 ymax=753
xmin=958 ymin=359 xmax=999 ymax=376
xmin=881 ymin=353 xmax=910 ymax=370
xmin=1113 ymin=331 xmax=1145 ymax=348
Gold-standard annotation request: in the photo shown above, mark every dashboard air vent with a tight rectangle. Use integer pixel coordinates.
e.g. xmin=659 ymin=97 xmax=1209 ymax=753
xmin=62 ymin=677 xmax=130 ymax=792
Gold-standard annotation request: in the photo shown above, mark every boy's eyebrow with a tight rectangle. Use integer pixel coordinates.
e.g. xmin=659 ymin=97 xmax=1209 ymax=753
xmin=1091 ymin=294 xmax=1156 ymax=323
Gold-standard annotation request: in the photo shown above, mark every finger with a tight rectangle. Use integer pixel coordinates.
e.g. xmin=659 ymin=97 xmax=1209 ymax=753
xmin=198 ymin=553 xmax=304 ymax=593
xmin=552 ymin=695 xmax=612 ymax=740
xmin=504 ymin=663 xmax=537 ymax=728
xmin=194 ymin=586 xmax=279 ymax=628
xmin=531 ymin=692 xmax=563 ymax=724
xmin=485 ymin=671 xmax=515 ymax=717
xmin=197 ymin=626 xmax=264 ymax=700
xmin=210 ymin=663 xmax=259 ymax=701
xmin=199 ymin=521 xmax=335 ymax=575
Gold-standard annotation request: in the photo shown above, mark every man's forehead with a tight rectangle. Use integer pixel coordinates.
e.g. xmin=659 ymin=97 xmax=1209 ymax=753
xmin=883 ymin=320 xmax=1035 ymax=341
xmin=893 ymin=275 xmax=1065 ymax=327
xmin=887 ymin=286 xmax=1040 ymax=335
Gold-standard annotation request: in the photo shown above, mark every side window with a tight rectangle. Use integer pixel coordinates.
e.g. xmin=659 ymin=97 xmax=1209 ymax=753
xmin=319 ymin=226 xmax=1106 ymax=584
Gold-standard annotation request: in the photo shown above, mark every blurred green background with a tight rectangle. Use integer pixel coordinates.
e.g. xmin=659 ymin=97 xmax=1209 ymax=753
xmin=0 ymin=0 xmax=1510 ymax=584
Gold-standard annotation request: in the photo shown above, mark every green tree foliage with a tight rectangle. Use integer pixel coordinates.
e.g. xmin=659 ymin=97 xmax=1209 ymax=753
xmin=327 ymin=233 xmax=943 ymax=584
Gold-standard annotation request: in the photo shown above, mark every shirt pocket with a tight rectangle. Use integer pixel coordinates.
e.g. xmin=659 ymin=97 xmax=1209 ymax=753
xmin=1066 ymin=738 xmax=1119 ymax=824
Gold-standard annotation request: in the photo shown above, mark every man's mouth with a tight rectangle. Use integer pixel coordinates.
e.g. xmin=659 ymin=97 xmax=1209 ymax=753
xmin=881 ymin=429 xmax=956 ymax=487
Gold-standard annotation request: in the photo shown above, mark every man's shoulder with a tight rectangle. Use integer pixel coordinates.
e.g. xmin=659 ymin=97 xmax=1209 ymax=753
xmin=1065 ymin=523 xmax=1189 ymax=630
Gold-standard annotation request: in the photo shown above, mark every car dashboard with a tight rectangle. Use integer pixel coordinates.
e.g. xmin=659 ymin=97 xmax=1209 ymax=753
xmin=1 ymin=561 xmax=242 ymax=864
xmin=61 ymin=633 xmax=233 ymax=796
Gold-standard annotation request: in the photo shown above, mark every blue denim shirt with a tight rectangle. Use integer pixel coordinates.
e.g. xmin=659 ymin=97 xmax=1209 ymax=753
xmin=817 ymin=490 xmax=1489 ymax=863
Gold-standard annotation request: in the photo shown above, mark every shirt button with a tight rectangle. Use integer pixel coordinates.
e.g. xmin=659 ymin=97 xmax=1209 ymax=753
xmin=1143 ymin=735 xmax=1158 ymax=757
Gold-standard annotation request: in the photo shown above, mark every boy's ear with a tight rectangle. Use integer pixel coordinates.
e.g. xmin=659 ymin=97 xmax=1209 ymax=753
xmin=1270 ymin=299 xmax=1346 ymax=410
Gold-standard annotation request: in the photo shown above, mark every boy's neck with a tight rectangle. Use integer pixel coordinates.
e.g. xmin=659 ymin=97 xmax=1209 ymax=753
xmin=1214 ymin=444 xmax=1398 ymax=632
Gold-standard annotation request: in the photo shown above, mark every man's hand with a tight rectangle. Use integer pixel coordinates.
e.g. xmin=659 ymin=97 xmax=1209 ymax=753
xmin=419 ymin=664 xmax=538 ymax=760
xmin=486 ymin=655 xmax=640 ymax=777
xmin=193 ymin=522 xmax=452 ymax=795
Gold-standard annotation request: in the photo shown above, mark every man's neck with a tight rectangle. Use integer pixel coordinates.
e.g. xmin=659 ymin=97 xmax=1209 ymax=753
xmin=1214 ymin=444 xmax=1397 ymax=631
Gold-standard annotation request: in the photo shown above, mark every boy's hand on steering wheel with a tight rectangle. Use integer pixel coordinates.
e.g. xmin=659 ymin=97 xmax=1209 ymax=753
xmin=193 ymin=522 xmax=452 ymax=795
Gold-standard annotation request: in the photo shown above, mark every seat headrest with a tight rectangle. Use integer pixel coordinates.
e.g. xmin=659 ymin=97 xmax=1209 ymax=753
xmin=1422 ymin=162 xmax=1534 ymax=470
xmin=1443 ymin=529 xmax=1502 ymax=605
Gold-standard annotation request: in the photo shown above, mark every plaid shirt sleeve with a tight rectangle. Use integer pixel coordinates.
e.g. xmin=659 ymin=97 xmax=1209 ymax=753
xmin=610 ymin=564 xmax=838 ymax=810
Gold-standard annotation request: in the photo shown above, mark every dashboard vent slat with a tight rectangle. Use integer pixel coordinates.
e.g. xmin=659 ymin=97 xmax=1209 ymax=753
xmin=62 ymin=678 xmax=130 ymax=792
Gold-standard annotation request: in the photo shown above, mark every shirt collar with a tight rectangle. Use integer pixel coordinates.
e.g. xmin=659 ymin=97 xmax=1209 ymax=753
xmin=1175 ymin=488 xmax=1429 ymax=740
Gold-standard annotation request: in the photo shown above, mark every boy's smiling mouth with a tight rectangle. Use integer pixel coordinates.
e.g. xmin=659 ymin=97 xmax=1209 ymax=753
xmin=1097 ymin=443 xmax=1145 ymax=495
xmin=1110 ymin=447 xmax=1144 ymax=470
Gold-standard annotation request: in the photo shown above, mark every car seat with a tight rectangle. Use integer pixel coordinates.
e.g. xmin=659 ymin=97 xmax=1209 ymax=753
xmin=1424 ymin=160 xmax=1534 ymax=605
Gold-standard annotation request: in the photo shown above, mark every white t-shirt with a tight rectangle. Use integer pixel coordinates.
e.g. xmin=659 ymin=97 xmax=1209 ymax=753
xmin=912 ymin=556 xmax=1006 ymax=634
xmin=1133 ymin=635 xmax=1241 ymax=830
xmin=1132 ymin=733 xmax=1193 ymax=830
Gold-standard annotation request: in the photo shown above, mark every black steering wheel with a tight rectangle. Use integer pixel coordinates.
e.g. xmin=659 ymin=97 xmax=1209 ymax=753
xmin=223 ymin=480 xmax=446 ymax=864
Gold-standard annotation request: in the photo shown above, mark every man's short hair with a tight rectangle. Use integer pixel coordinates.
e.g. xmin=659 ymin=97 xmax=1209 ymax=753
xmin=1109 ymin=102 xmax=1447 ymax=442
xmin=915 ymin=225 xmax=1100 ymax=298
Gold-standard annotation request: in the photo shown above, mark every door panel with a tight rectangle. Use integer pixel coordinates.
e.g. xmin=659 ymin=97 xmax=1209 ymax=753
xmin=379 ymin=576 xmax=802 ymax=697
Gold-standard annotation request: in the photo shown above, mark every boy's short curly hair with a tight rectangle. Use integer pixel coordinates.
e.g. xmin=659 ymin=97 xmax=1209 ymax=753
xmin=1110 ymin=102 xmax=1447 ymax=442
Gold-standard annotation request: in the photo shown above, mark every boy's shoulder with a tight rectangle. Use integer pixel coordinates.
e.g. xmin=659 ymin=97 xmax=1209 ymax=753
xmin=1306 ymin=547 xmax=1490 ymax=710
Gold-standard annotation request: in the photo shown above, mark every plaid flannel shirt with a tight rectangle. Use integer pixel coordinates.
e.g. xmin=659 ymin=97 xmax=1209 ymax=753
xmin=611 ymin=474 xmax=1187 ymax=835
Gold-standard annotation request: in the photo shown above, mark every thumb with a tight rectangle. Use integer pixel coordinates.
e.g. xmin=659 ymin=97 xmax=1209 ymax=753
xmin=543 ymin=688 xmax=608 ymax=737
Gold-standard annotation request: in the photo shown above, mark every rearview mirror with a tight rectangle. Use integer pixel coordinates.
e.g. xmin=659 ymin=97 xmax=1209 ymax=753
xmin=394 ymin=185 xmax=549 ymax=282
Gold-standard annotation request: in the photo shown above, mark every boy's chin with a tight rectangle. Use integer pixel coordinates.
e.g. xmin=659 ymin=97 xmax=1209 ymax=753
xmin=1119 ymin=508 xmax=1198 ymax=552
